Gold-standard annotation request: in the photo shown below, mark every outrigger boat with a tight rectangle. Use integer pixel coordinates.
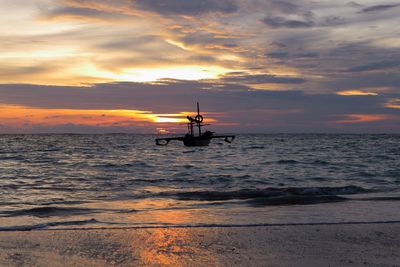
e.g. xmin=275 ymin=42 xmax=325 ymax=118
xmin=155 ymin=103 xmax=235 ymax=146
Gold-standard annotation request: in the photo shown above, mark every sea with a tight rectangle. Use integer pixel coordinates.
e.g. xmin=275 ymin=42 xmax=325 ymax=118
xmin=0 ymin=134 xmax=399 ymax=231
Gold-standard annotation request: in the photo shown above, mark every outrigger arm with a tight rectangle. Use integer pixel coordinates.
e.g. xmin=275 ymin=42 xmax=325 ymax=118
xmin=214 ymin=135 xmax=236 ymax=143
xmin=155 ymin=135 xmax=235 ymax=146
xmin=155 ymin=137 xmax=184 ymax=146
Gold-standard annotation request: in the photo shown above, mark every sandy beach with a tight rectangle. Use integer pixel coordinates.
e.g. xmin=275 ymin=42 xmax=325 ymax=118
xmin=0 ymin=222 xmax=399 ymax=267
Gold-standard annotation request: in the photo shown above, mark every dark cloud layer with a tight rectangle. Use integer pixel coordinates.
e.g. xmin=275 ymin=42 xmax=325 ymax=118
xmin=263 ymin=16 xmax=315 ymax=28
xmin=347 ymin=60 xmax=400 ymax=72
xmin=0 ymin=81 xmax=399 ymax=133
xmin=133 ymin=0 xmax=238 ymax=15
xmin=360 ymin=4 xmax=400 ymax=13
xmin=44 ymin=7 xmax=135 ymax=21
xmin=221 ymin=73 xmax=306 ymax=84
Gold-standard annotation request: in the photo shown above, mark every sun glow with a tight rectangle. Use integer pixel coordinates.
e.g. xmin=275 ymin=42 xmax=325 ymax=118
xmin=0 ymin=105 xmax=211 ymax=132
xmin=153 ymin=117 xmax=187 ymax=123
xmin=0 ymin=61 xmax=232 ymax=85
xmin=82 ymin=64 xmax=231 ymax=83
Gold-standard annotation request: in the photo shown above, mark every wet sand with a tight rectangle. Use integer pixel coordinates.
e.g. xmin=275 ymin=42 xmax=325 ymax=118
xmin=0 ymin=223 xmax=399 ymax=266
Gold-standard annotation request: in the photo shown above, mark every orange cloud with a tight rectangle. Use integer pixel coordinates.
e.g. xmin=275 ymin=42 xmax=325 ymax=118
xmin=336 ymin=90 xmax=378 ymax=96
xmin=384 ymin=98 xmax=400 ymax=109
xmin=335 ymin=114 xmax=388 ymax=124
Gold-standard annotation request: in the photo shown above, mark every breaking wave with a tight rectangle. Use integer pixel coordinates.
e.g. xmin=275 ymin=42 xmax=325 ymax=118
xmin=0 ymin=207 xmax=100 ymax=218
xmin=156 ymin=186 xmax=369 ymax=205
xmin=0 ymin=219 xmax=99 ymax=231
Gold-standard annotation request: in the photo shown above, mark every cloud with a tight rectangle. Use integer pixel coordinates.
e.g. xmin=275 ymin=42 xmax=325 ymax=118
xmin=0 ymin=65 xmax=57 ymax=77
xmin=321 ymin=16 xmax=346 ymax=26
xmin=260 ymin=1 xmax=345 ymax=30
xmin=347 ymin=60 xmax=400 ymax=72
xmin=266 ymin=1 xmax=299 ymax=14
xmin=133 ymin=0 xmax=238 ymax=16
xmin=1 ymin=80 xmax=399 ymax=133
xmin=347 ymin=2 xmax=363 ymax=8
xmin=266 ymin=51 xmax=319 ymax=59
xmin=360 ymin=4 xmax=400 ymax=13
xmin=220 ymin=73 xmax=306 ymax=84
xmin=42 ymin=6 xmax=136 ymax=22
xmin=44 ymin=0 xmax=239 ymax=19
xmin=336 ymin=90 xmax=378 ymax=96
xmin=263 ymin=16 xmax=315 ymax=28
xmin=266 ymin=51 xmax=290 ymax=59
xmin=262 ymin=13 xmax=345 ymax=29
xmin=385 ymin=98 xmax=400 ymax=109
xmin=261 ymin=41 xmax=400 ymax=93
xmin=335 ymin=114 xmax=391 ymax=124
xmin=1 ymin=0 xmax=400 ymax=134
xmin=325 ymin=72 xmax=400 ymax=91
xmin=187 ymin=55 xmax=217 ymax=63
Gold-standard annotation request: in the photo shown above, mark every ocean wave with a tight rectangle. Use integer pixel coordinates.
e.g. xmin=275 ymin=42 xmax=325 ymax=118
xmin=0 ymin=207 xmax=99 ymax=218
xmin=277 ymin=160 xmax=299 ymax=164
xmin=93 ymin=162 xmax=151 ymax=168
xmin=245 ymin=145 xmax=265 ymax=150
xmin=247 ymin=195 xmax=346 ymax=206
xmin=0 ymin=218 xmax=98 ymax=231
xmin=275 ymin=159 xmax=333 ymax=165
xmin=358 ymin=196 xmax=400 ymax=201
xmin=0 ymin=155 xmax=25 ymax=161
xmin=157 ymin=186 xmax=369 ymax=204
xmin=182 ymin=150 xmax=196 ymax=154
xmin=131 ymin=178 xmax=167 ymax=184
xmin=313 ymin=159 xmax=330 ymax=165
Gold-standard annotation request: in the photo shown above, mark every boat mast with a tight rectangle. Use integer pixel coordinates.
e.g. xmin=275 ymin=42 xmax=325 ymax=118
xmin=197 ymin=102 xmax=202 ymax=136
xmin=190 ymin=120 xmax=194 ymax=136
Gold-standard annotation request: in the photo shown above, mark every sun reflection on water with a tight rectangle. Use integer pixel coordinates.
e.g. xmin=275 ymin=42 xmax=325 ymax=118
xmin=138 ymin=228 xmax=199 ymax=266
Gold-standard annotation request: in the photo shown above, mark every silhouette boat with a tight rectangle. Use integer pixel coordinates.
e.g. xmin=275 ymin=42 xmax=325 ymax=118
xmin=155 ymin=103 xmax=235 ymax=146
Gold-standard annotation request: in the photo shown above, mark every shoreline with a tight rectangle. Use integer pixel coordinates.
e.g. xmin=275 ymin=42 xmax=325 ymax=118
xmin=1 ymin=219 xmax=400 ymax=232
xmin=1 ymin=223 xmax=399 ymax=266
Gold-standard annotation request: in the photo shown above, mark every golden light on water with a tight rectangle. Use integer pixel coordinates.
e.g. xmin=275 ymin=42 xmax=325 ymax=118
xmin=138 ymin=228 xmax=202 ymax=267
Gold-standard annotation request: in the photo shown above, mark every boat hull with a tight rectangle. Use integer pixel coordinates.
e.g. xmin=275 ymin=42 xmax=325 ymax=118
xmin=183 ymin=137 xmax=211 ymax=147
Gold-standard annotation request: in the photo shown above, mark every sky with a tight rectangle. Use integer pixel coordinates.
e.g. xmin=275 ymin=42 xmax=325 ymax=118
xmin=0 ymin=0 xmax=399 ymax=133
